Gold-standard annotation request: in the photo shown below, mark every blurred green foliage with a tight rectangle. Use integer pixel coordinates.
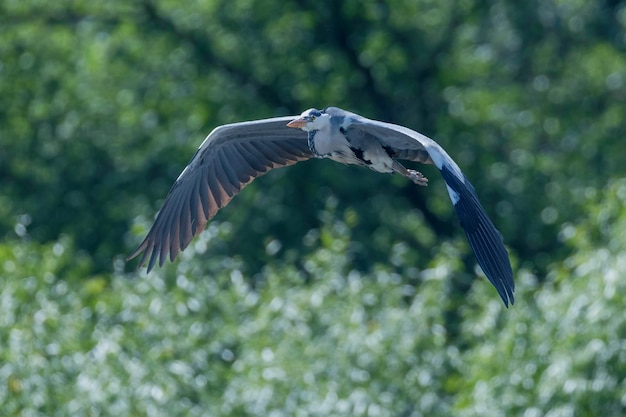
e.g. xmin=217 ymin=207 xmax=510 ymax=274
xmin=1 ymin=0 xmax=626 ymax=415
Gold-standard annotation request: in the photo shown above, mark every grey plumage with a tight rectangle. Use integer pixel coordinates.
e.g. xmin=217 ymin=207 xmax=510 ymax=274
xmin=128 ymin=107 xmax=514 ymax=306
xmin=127 ymin=117 xmax=312 ymax=272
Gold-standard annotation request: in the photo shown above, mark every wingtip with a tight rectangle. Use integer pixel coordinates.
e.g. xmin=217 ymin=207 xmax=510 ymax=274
xmin=126 ymin=249 xmax=141 ymax=263
xmin=126 ymin=238 xmax=151 ymax=272
xmin=501 ymin=289 xmax=515 ymax=308
xmin=492 ymin=266 xmax=515 ymax=308
xmin=482 ymin=252 xmax=515 ymax=308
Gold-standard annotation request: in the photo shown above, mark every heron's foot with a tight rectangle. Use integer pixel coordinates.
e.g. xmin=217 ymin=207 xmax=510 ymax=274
xmin=407 ymin=169 xmax=428 ymax=186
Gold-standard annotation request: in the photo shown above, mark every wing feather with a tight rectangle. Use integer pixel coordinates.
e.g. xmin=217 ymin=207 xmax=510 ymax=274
xmin=215 ymin=148 xmax=241 ymax=195
xmin=189 ymin=172 xmax=208 ymax=233
xmin=237 ymin=141 xmax=270 ymax=172
xmin=198 ymin=165 xmax=212 ymax=217
xmin=223 ymin=144 xmax=255 ymax=183
xmin=250 ymin=141 xmax=288 ymax=165
xmin=178 ymin=192 xmax=193 ymax=252
xmin=206 ymin=162 xmax=225 ymax=208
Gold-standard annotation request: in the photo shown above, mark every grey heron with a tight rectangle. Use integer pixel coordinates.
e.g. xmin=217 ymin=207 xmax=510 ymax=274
xmin=128 ymin=107 xmax=514 ymax=306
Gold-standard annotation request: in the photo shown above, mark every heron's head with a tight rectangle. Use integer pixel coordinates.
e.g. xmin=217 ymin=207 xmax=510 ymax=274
xmin=286 ymin=108 xmax=330 ymax=132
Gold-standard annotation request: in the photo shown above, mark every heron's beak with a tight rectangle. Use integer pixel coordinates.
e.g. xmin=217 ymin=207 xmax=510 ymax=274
xmin=286 ymin=117 xmax=307 ymax=129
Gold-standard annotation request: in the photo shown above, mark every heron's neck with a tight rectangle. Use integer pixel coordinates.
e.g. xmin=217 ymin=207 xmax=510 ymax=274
xmin=307 ymin=131 xmax=322 ymax=157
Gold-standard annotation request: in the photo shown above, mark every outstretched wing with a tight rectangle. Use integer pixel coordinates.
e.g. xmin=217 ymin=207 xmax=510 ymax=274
xmin=128 ymin=116 xmax=312 ymax=272
xmin=347 ymin=114 xmax=515 ymax=307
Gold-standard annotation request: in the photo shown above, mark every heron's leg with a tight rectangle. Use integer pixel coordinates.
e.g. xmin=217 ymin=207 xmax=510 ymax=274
xmin=392 ymin=161 xmax=428 ymax=186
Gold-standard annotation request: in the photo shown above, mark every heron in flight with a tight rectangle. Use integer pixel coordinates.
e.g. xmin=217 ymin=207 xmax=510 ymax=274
xmin=128 ymin=107 xmax=514 ymax=306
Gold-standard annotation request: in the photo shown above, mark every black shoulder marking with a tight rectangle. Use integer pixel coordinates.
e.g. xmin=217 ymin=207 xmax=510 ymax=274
xmin=383 ymin=145 xmax=397 ymax=158
xmin=350 ymin=146 xmax=372 ymax=165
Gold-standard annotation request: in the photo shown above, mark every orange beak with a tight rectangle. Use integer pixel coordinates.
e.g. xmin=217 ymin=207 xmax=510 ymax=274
xmin=286 ymin=118 xmax=307 ymax=128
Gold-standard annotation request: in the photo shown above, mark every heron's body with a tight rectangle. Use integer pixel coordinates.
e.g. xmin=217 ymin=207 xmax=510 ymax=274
xmin=129 ymin=107 xmax=515 ymax=306
xmin=311 ymin=120 xmax=396 ymax=173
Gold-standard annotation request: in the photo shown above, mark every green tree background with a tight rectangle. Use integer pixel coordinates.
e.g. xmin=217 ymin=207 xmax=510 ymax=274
xmin=1 ymin=0 xmax=625 ymax=415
